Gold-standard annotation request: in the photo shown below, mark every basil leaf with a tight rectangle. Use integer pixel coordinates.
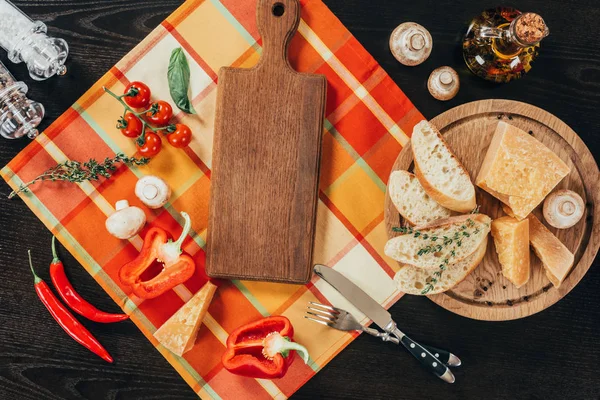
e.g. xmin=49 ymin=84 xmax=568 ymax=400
xmin=167 ymin=47 xmax=196 ymax=114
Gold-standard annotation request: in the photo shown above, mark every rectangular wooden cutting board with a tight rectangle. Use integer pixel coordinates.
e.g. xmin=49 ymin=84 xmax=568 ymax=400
xmin=206 ymin=0 xmax=327 ymax=283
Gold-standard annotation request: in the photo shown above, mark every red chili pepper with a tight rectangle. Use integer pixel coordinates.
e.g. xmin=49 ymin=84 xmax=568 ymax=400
xmin=119 ymin=212 xmax=195 ymax=299
xmin=49 ymin=236 xmax=128 ymax=323
xmin=28 ymin=250 xmax=113 ymax=363
xmin=222 ymin=316 xmax=309 ymax=379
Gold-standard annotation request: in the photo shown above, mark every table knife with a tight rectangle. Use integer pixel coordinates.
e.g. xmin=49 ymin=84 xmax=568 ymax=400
xmin=314 ymin=264 xmax=457 ymax=383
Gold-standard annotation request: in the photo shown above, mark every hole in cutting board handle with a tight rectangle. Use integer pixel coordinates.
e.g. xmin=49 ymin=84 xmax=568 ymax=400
xmin=272 ymin=2 xmax=285 ymax=17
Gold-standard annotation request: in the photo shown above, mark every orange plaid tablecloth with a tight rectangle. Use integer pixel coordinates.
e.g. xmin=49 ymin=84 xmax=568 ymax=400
xmin=2 ymin=0 xmax=423 ymax=398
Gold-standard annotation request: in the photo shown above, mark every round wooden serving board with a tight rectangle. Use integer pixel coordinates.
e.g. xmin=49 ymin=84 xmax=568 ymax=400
xmin=384 ymin=99 xmax=600 ymax=321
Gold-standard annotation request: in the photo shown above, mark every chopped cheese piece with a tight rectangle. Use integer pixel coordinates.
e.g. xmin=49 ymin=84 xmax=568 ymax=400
xmin=528 ymin=214 xmax=574 ymax=288
xmin=491 ymin=216 xmax=530 ymax=288
xmin=476 ymin=121 xmax=570 ymax=220
xmin=153 ymin=282 xmax=217 ymax=356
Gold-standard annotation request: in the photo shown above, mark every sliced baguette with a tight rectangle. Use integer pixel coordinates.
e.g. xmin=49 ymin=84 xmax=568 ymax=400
xmin=394 ymin=236 xmax=488 ymax=295
xmin=411 ymin=120 xmax=476 ymax=212
xmin=528 ymin=214 xmax=574 ymax=288
xmin=384 ymin=214 xmax=491 ymax=269
xmin=491 ymin=216 xmax=530 ymax=288
xmin=388 ymin=170 xmax=452 ymax=226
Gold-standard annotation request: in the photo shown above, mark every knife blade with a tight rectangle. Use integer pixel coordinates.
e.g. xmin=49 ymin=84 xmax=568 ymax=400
xmin=313 ymin=264 xmax=457 ymax=383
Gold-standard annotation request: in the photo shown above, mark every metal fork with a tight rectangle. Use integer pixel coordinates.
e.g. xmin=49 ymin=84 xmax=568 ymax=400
xmin=305 ymin=302 xmax=461 ymax=367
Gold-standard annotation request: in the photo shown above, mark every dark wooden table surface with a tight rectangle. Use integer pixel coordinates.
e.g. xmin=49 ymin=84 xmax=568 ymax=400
xmin=1 ymin=0 xmax=599 ymax=399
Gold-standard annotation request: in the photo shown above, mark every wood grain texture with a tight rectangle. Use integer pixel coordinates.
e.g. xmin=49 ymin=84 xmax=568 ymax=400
xmin=384 ymin=100 xmax=600 ymax=320
xmin=206 ymin=0 xmax=326 ymax=283
xmin=0 ymin=0 xmax=599 ymax=399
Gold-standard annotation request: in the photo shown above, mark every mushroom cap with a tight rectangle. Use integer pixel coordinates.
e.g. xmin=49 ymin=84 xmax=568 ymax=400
xmin=135 ymin=175 xmax=171 ymax=209
xmin=105 ymin=201 xmax=147 ymax=239
xmin=543 ymin=189 xmax=584 ymax=229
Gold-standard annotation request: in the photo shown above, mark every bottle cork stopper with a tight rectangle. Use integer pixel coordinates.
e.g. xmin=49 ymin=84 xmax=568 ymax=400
xmin=428 ymin=66 xmax=459 ymax=101
xmin=389 ymin=22 xmax=433 ymax=66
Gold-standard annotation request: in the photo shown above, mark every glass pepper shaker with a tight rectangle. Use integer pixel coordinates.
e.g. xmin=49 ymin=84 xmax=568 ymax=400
xmin=0 ymin=0 xmax=69 ymax=80
xmin=0 ymin=60 xmax=45 ymax=139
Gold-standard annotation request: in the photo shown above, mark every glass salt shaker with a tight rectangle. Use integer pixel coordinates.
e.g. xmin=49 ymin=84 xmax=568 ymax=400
xmin=0 ymin=60 xmax=44 ymax=139
xmin=0 ymin=0 xmax=69 ymax=81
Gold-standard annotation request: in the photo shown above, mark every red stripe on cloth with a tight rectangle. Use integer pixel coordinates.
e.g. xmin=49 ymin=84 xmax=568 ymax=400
xmin=318 ymin=190 xmax=361 ymax=240
xmin=7 ymin=139 xmax=46 ymax=176
xmin=162 ymin=21 xmax=218 ymax=83
xmin=45 ymin=107 xmax=81 ymax=141
xmin=118 ymin=26 xmax=170 ymax=75
xmin=360 ymin=237 xmax=396 ymax=279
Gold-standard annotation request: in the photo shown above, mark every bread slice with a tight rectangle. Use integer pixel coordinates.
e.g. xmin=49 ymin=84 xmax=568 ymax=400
xmin=394 ymin=236 xmax=488 ymax=295
xmin=476 ymin=121 xmax=570 ymax=220
xmin=528 ymin=214 xmax=574 ymax=287
xmin=388 ymin=170 xmax=452 ymax=226
xmin=384 ymin=214 xmax=491 ymax=269
xmin=491 ymin=216 xmax=530 ymax=288
xmin=411 ymin=120 xmax=476 ymax=213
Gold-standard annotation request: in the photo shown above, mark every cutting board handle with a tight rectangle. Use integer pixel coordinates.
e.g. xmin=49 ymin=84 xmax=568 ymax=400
xmin=256 ymin=0 xmax=300 ymax=71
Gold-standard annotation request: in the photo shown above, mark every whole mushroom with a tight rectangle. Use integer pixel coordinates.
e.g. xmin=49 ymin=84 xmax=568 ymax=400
xmin=543 ymin=189 xmax=584 ymax=229
xmin=135 ymin=175 xmax=171 ymax=209
xmin=105 ymin=200 xmax=146 ymax=239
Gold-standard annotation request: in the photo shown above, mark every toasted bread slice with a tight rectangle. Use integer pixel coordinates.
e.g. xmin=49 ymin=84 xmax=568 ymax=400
xmin=411 ymin=120 xmax=476 ymax=212
xmin=491 ymin=216 xmax=530 ymax=288
xmin=388 ymin=170 xmax=452 ymax=226
xmin=384 ymin=214 xmax=491 ymax=269
xmin=394 ymin=236 xmax=488 ymax=295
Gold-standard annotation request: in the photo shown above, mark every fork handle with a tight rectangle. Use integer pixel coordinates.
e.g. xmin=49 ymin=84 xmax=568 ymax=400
xmin=362 ymin=327 xmax=460 ymax=367
xmin=421 ymin=345 xmax=461 ymax=367
xmin=394 ymin=330 xmax=455 ymax=384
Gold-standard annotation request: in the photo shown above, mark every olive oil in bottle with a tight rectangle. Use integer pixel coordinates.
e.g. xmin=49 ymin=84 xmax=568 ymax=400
xmin=463 ymin=7 xmax=549 ymax=83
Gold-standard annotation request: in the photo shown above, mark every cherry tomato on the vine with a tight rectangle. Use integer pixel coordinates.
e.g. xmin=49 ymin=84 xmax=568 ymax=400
xmin=167 ymin=124 xmax=192 ymax=148
xmin=137 ymin=132 xmax=162 ymax=157
xmin=145 ymin=101 xmax=173 ymax=127
xmin=123 ymin=81 xmax=151 ymax=108
xmin=119 ymin=112 xmax=143 ymax=138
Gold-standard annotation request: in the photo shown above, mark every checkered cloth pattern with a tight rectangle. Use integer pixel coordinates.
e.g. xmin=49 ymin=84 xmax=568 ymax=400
xmin=1 ymin=0 xmax=423 ymax=398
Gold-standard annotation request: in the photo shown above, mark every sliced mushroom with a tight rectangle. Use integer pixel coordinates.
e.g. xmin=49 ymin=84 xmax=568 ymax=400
xmin=105 ymin=200 xmax=146 ymax=239
xmin=543 ymin=190 xmax=584 ymax=229
xmin=135 ymin=175 xmax=171 ymax=209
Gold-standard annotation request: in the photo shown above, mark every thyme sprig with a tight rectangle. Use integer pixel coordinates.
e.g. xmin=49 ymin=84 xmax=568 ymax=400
xmin=392 ymin=218 xmax=481 ymax=294
xmin=8 ymin=153 xmax=149 ymax=199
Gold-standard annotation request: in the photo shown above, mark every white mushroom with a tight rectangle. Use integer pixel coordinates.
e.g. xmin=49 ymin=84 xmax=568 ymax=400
xmin=543 ymin=190 xmax=584 ymax=229
xmin=135 ymin=175 xmax=171 ymax=209
xmin=105 ymin=200 xmax=146 ymax=239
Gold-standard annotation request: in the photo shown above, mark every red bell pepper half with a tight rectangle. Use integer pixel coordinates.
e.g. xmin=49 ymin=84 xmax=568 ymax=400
xmin=119 ymin=212 xmax=195 ymax=299
xmin=222 ymin=316 xmax=309 ymax=379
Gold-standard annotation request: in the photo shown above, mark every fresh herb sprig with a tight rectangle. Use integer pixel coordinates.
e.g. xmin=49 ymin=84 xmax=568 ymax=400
xmin=392 ymin=218 xmax=481 ymax=294
xmin=8 ymin=153 xmax=149 ymax=199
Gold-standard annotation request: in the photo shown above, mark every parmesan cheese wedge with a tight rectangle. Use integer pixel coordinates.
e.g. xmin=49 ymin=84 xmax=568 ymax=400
xmin=527 ymin=214 xmax=574 ymax=288
xmin=476 ymin=121 xmax=570 ymax=220
xmin=153 ymin=282 xmax=217 ymax=356
xmin=491 ymin=216 xmax=530 ymax=288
